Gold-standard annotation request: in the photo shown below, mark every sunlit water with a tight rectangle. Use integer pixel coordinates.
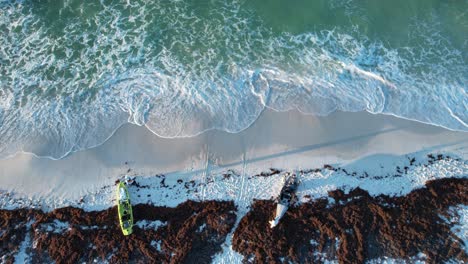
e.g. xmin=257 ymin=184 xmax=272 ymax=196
xmin=0 ymin=0 xmax=466 ymax=158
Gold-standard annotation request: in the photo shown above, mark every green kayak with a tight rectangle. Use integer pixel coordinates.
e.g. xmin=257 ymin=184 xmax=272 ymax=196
xmin=117 ymin=181 xmax=133 ymax=235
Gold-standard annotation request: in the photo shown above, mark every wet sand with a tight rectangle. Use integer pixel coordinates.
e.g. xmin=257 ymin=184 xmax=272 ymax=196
xmin=0 ymin=110 xmax=467 ymax=263
xmin=0 ymin=110 xmax=466 ymax=201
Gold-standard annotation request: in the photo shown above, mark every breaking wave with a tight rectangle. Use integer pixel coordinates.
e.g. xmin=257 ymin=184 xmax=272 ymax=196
xmin=0 ymin=0 xmax=466 ymax=159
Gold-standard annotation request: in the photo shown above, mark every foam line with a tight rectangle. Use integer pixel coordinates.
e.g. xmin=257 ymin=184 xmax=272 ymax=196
xmin=0 ymin=0 xmax=466 ymax=159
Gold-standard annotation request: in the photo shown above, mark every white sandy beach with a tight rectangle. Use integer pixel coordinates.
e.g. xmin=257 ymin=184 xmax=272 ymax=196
xmin=0 ymin=109 xmax=466 ymax=204
xmin=2 ymin=1 xmax=467 ymax=262
xmin=0 ymin=110 xmax=467 ymax=263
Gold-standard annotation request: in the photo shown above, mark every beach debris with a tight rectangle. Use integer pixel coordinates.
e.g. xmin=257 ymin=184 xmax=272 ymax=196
xmin=269 ymin=172 xmax=299 ymax=228
xmin=123 ymin=175 xmax=136 ymax=186
xmin=0 ymin=201 xmax=236 ymax=263
xmin=234 ymin=177 xmax=468 ymax=263
xmin=254 ymin=168 xmax=282 ymax=178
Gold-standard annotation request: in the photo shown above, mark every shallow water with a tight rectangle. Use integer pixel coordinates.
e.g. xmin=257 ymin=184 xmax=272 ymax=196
xmin=0 ymin=0 xmax=467 ymax=158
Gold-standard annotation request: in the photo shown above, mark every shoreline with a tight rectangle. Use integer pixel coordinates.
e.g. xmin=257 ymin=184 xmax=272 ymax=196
xmin=0 ymin=108 xmax=466 ymax=263
xmin=0 ymin=110 xmax=466 ymax=202
xmin=3 ymin=109 xmax=467 ymax=162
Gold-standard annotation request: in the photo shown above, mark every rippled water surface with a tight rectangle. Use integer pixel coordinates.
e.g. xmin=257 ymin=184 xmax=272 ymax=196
xmin=0 ymin=0 xmax=467 ymax=158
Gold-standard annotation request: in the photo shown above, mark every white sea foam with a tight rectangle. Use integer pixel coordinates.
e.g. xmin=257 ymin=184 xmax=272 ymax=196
xmin=0 ymin=0 xmax=466 ymax=159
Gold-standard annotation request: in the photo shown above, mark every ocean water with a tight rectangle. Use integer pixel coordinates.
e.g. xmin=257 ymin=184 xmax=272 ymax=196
xmin=0 ymin=0 xmax=466 ymax=159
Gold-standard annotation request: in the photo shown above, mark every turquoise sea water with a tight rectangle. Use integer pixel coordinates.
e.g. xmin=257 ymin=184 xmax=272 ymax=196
xmin=0 ymin=0 xmax=467 ymax=158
